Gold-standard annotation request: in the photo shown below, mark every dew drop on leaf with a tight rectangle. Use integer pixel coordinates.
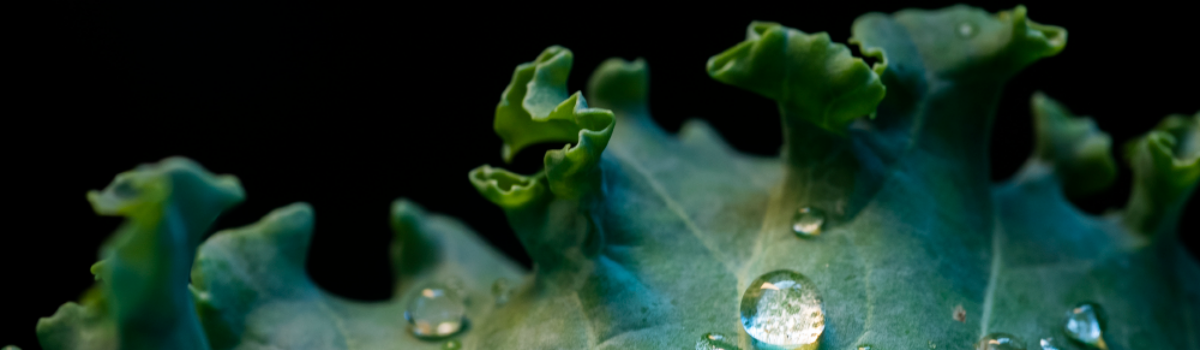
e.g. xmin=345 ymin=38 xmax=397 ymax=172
xmin=405 ymin=284 xmax=467 ymax=338
xmin=857 ymin=345 xmax=873 ymax=350
xmin=1064 ymin=302 xmax=1107 ymax=348
xmin=976 ymin=333 xmax=1026 ymax=350
xmin=441 ymin=339 xmax=462 ymax=350
xmin=695 ymin=332 xmax=739 ymax=350
xmin=491 ymin=277 xmax=512 ymax=306
xmin=957 ymin=22 xmax=976 ymax=38
xmin=1039 ymin=338 xmax=1060 ymax=350
xmin=791 ymin=207 xmax=826 ymax=237
xmin=740 ymin=270 xmax=824 ymax=348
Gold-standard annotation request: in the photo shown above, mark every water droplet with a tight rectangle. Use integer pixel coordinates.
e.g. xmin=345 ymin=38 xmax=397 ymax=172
xmin=1064 ymin=302 xmax=1107 ymax=348
xmin=928 ymin=340 xmax=937 ymax=349
xmin=695 ymin=332 xmax=740 ymax=350
xmin=792 ymin=207 xmax=826 ymax=237
xmin=491 ymin=278 xmax=512 ymax=306
xmin=958 ymin=22 xmax=976 ymax=38
xmin=976 ymin=333 xmax=1026 ymax=350
xmin=442 ymin=340 xmax=462 ymax=350
xmin=740 ymin=270 xmax=824 ymax=348
xmin=405 ymin=284 xmax=466 ymax=338
xmin=857 ymin=345 xmax=874 ymax=350
xmin=1039 ymin=338 xmax=1060 ymax=350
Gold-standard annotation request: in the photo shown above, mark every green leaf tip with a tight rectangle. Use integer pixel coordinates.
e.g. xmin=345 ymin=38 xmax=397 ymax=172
xmin=190 ymin=202 xmax=318 ymax=349
xmin=38 ymin=157 xmax=245 ymax=350
xmin=1027 ymin=92 xmax=1116 ymax=196
xmin=857 ymin=5 xmax=1064 ymax=82
xmin=86 ymin=156 xmax=244 ymax=218
xmin=1122 ymin=112 xmax=1200 ymax=236
xmin=390 ymin=198 xmax=440 ymax=280
xmin=469 ymin=165 xmax=547 ymax=209
xmin=482 ymin=46 xmax=616 ymax=206
xmin=495 ymin=46 xmax=616 ymax=164
xmin=586 ymin=57 xmax=649 ymax=111
xmin=706 ymin=21 xmax=886 ymax=133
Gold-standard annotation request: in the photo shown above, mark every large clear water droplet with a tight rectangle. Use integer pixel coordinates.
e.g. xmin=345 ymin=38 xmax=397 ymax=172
xmin=1039 ymin=338 xmax=1060 ymax=350
xmin=695 ymin=332 xmax=739 ymax=350
xmin=976 ymin=333 xmax=1026 ymax=350
xmin=405 ymin=284 xmax=467 ymax=338
xmin=740 ymin=270 xmax=824 ymax=348
xmin=1064 ymin=302 xmax=1106 ymax=348
xmin=491 ymin=278 xmax=512 ymax=306
xmin=442 ymin=339 xmax=462 ymax=350
xmin=792 ymin=207 xmax=826 ymax=237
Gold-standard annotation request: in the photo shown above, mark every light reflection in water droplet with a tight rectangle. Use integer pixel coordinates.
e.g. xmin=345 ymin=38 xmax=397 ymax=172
xmin=792 ymin=207 xmax=826 ymax=237
xmin=740 ymin=270 xmax=824 ymax=349
xmin=1064 ymin=302 xmax=1107 ymax=349
xmin=1039 ymin=338 xmax=1060 ymax=350
xmin=405 ymin=283 xmax=467 ymax=339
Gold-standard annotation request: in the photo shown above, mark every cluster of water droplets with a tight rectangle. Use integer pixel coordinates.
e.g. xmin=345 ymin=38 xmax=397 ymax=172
xmin=740 ymin=270 xmax=825 ymax=349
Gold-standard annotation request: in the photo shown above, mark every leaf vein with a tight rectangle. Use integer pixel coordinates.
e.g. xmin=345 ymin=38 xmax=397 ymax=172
xmin=608 ymin=149 xmax=740 ymax=275
xmin=314 ymin=297 xmax=356 ymax=350
xmin=980 ymin=213 xmax=1004 ymax=338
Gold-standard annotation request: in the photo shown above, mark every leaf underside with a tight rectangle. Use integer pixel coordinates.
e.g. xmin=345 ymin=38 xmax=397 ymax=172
xmin=31 ymin=5 xmax=1199 ymax=350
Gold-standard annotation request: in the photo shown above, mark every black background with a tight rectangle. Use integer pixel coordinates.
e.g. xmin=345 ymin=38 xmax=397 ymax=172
xmin=5 ymin=2 xmax=1197 ymax=348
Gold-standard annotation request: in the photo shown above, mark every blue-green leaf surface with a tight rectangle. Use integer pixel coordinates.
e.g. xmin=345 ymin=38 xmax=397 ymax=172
xmin=34 ymin=5 xmax=1198 ymax=350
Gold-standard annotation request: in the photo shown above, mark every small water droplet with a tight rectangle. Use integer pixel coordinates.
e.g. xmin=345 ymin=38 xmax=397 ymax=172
xmin=740 ymin=270 xmax=824 ymax=348
xmin=976 ymin=333 xmax=1026 ymax=350
xmin=442 ymin=339 xmax=462 ymax=350
xmin=1039 ymin=338 xmax=1060 ymax=350
xmin=928 ymin=340 xmax=937 ymax=349
xmin=491 ymin=278 xmax=512 ymax=306
xmin=405 ymin=284 xmax=467 ymax=338
xmin=953 ymin=304 xmax=967 ymax=322
xmin=958 ymin=22 xmax=976 ymax=38
xmin=857 ymin=345 xmax=873 ymax=350
xmin=695 ymin=332 xmax=740 ymax=350
xmin=1064 ymin=302 xmax=1107 ymax=348
xmin=792 ymin=207 xmax=826 ymax=237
